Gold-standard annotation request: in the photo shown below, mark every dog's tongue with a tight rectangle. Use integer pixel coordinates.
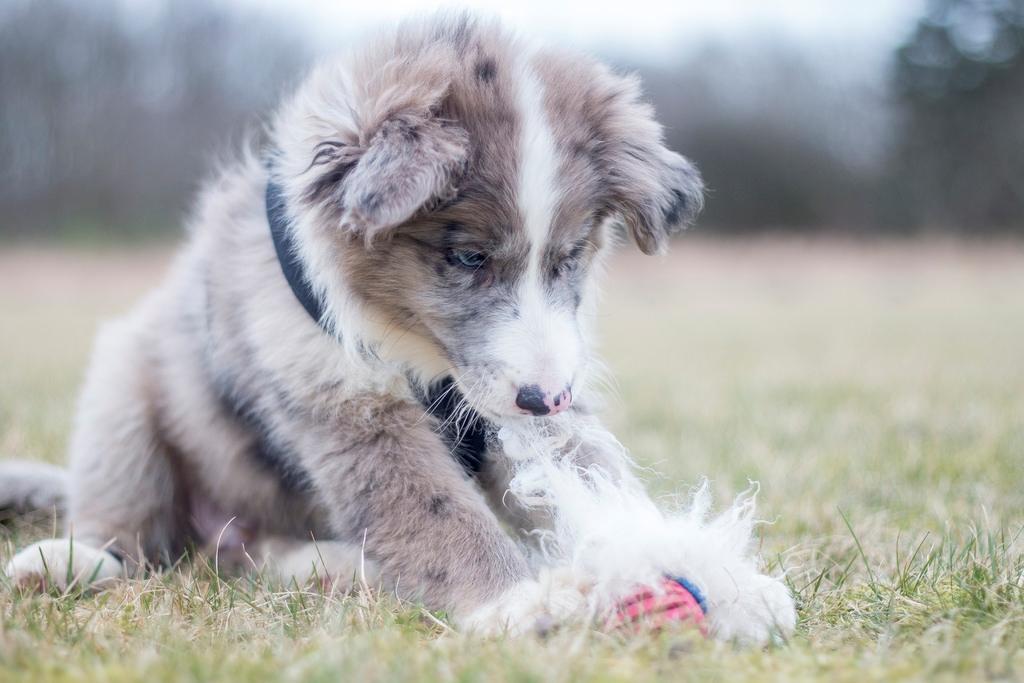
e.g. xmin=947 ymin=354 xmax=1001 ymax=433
xmin=611 ymin=577 xmax=707 ymax=635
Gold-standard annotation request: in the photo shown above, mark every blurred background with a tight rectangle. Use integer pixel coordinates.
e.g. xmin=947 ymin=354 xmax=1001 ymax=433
xmin=0 ymin=0 xmax=1021 ymax=242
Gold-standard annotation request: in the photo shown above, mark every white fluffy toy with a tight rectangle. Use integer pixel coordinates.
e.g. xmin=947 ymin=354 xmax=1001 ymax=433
xmin=483 ymin=413 xmax=797 ymax=645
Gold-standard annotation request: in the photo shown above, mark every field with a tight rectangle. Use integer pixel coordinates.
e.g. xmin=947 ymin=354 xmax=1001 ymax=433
xmin=1 ymin=239 xmax=1023 ymax=682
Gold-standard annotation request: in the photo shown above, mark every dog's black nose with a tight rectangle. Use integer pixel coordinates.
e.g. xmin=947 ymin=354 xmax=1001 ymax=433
xmin=515 ymin=384 xmax=550 ymax=416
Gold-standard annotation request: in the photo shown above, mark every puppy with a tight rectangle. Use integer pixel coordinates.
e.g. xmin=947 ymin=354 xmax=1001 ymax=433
xmin=3 ymin=14 xmax=792 ymax=640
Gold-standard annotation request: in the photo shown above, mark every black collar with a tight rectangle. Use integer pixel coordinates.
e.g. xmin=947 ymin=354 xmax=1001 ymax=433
xmin=265 ymin=178 xmax=491 ymax=475
xmin=266 ymin=179 xmax=328 ymax=328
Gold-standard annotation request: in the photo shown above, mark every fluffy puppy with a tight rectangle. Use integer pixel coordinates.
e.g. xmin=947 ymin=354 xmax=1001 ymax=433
xmin=3 ymin=14 xmax=793 ymax=640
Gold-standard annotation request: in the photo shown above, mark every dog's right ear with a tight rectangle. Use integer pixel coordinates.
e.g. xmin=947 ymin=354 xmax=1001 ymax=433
xmin=590 ymin=69 xmax=704 ymax=254
xmin=302 ymin=110 xmax=470 ymax=243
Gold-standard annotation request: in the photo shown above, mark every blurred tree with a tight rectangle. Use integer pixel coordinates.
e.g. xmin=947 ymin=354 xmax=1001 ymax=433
xmin=643 ymin=41 xmax=890 ymax=233
xmin=3 ymin=1 xmax=1017 ymax=240
xmin=0 ymin=0 xmax=310 ymax=240
xmin=0 ymin=3 xmax=902 ymax=239
xmin=891 ymin=0 xmax=1024 ymax=231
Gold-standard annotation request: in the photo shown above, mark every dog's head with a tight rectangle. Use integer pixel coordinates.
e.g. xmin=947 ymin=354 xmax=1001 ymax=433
xmin=271 ymin=17 xmax=703 ymax=420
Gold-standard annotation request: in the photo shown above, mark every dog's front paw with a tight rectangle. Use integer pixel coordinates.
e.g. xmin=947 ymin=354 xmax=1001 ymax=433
xmin=707 ymin=573 xmax=796 ymax=646
xmin=4 ymin=538 xmax=123 ymax=593
xmin=459 ymin=567 xmax=591 ymax=636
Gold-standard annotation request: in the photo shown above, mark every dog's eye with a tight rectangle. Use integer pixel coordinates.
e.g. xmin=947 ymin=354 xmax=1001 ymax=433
xmin=448 ymin=249 xmax=488 ymax=269
xmin=552 ymin=258 xmax=576 ymax=279
xmin=552 ymin=241 xmax=587 ymax=278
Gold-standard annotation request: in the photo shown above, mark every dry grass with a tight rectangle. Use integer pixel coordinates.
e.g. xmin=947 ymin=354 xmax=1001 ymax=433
xmin=2 ymin=238 xmax=1023 ymax=682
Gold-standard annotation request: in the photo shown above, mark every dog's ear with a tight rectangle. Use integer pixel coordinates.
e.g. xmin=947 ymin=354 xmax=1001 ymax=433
xmin=339 ymin=112 xmax=469 ymax=240
xmin=597 ymin=73 xmax=704 ymax=255
xmin=611 ymin=148 xmax=704 ymax=255
xmin=302 ymin=110 xmax=469 ymax=243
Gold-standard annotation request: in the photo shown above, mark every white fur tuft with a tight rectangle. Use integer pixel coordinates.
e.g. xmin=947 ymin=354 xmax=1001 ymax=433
xmin=496 ymin=415 xmax=797 ymax=644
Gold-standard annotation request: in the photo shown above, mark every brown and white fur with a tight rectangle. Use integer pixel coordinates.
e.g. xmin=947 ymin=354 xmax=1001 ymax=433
xmin=2 ymin=15 xmax=794 ymax=643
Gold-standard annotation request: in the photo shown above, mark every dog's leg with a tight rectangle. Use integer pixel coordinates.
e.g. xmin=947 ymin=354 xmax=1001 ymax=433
xmin=6 ymin=316 xmax=184 ymax=591
xmin=292 ymin=396 xmax=589 ymax=633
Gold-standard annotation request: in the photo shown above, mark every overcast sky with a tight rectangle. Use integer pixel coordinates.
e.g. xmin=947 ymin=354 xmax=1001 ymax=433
xmin=235 ymin=0 xmax=926 ymax=64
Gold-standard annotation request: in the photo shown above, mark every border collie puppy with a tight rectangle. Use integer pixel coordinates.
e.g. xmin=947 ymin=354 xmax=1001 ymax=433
xmin=3 ymin=14 xmax=794 ymax=641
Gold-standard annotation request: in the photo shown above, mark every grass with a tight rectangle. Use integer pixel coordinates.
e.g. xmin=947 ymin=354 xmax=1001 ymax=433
xmin=1 ymin=238 xmax=1023 ymax=682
